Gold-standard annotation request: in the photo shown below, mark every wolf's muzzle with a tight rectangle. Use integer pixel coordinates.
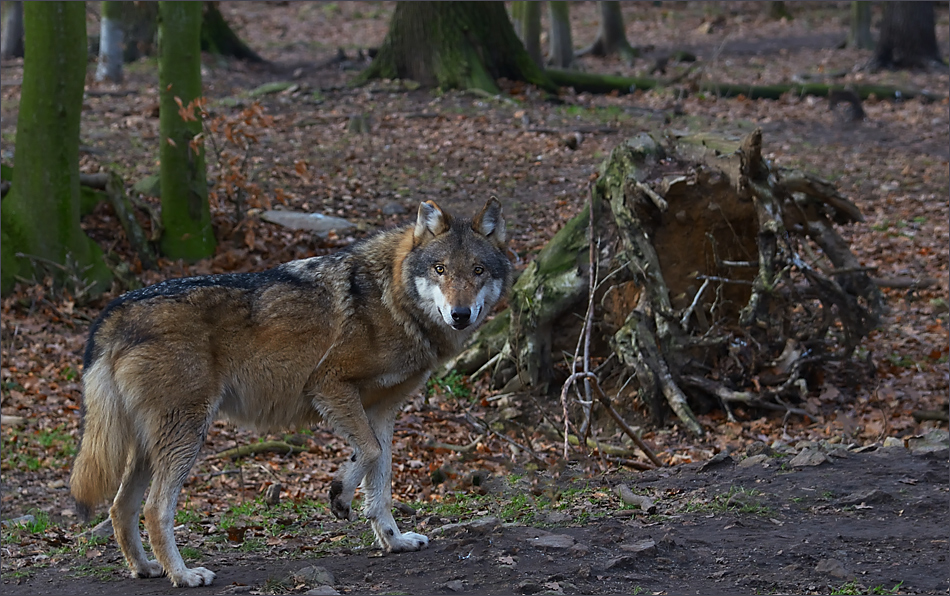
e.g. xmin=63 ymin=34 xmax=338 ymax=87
xmin=450 ymin=306 xmax=471 ymax=329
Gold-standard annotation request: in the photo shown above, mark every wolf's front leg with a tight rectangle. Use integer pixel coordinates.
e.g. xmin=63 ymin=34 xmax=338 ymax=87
xmin=362 ymin=404 xmax=428 ymax=552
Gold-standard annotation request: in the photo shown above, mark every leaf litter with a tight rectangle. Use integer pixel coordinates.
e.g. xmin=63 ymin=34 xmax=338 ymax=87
xmin=1 ymin=2 xmax=947 ymax=594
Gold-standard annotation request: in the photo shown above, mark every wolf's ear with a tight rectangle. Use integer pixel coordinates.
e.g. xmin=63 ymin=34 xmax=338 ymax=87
xmin=414 ymin=200 xmax=450 ymax=243
xmin=473 ymin=196 xmax=506 ymax=248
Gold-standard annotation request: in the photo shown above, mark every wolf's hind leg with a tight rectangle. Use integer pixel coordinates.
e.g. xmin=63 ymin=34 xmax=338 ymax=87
xmin=111 ymin=451 xmax=163 ymax=579
xmin=320 ymin=385 xmax=383 ymax=521
xmin=141 ymin=411 xmax=215 ymax=588
xmin=363 ymin=403 xmax=428 ymax=552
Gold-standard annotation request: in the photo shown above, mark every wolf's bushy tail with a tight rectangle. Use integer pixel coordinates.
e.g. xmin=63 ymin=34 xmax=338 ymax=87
xmin=69 ymin=358 xmax=135 ymax=519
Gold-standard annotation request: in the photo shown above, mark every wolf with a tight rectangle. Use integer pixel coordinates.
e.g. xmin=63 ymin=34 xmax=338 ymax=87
xmin=69 ymin=198 xmax=511 ymax=588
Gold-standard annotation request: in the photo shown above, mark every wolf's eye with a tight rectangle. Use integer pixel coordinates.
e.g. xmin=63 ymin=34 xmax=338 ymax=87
xmin=473 ymin=266 xmax=484 ymax=276
xmin=434 ymin=264 xmax=445 ymax=275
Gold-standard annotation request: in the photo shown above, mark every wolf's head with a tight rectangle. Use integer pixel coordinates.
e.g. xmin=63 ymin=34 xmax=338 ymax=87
xmin=406 ymin=197 xmax=511 ymax=331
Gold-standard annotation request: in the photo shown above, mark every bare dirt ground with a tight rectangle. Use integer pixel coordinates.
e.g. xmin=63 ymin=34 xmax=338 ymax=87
xmin=1 ymin=2 xmax=948 ymax=595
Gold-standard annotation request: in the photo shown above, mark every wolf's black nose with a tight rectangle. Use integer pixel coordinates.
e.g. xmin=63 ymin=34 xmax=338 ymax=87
xmin=451 ymin=307 xmax=471 ymax=324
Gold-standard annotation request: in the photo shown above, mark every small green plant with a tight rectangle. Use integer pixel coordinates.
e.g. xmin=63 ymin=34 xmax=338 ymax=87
xmin=21 ymin=510 xmax=51 ymax=534
xmin=684 ymin=487 xmax=771 ymax=516
xmin=72 ymin=562 xmax=121 ymax=581
xmin=426 ymin=370 xmax=471 ymax=400
xmin=869 ymin=581 xmax=903 ymax=595
xmin=176 ymin=508 xmax=203 ymax=525
xmin=180 ymin=546 xmax=203 ymax=562
xmin=887 ymin=353 xmax=915 ymax=368
xmin=831 ymin=581 xmax=863 ymax=595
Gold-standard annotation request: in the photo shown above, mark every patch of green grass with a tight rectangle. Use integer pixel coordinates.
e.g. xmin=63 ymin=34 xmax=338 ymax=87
xmin=36 ymin=425 xmax=76 ymax=456
xmin=683 ymin=486 xmax=772 ymax=516
xmin=416 ymin=492 xmax=488 ymax=518
xmin=72 ymin=562 xmax=121 ymax=581
xmin=869 ymin=581 xmax=903 ymax=595
xmin=1 ymin=568 xmax=34 ymax=581
xmin=176 ymin=508 xmax=203 ymax=526
xmin=426 ymin=370 xmax=471 ymax=401
xmin=180 ymin=546 xmax=204 ymax=562
xmin=831 ymin=580 xmax=904 ymax=595
xmin=887 ymin=353 xmax=916 ymax=368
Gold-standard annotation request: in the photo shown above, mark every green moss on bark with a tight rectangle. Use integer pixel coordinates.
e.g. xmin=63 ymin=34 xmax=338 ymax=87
xmin=357 ymin=1 xmax=554 ymax=94
xmin=1 ymin=1 xmax=111 ymax=296
xmin=158 ymin=1 xmax=216 ymax=261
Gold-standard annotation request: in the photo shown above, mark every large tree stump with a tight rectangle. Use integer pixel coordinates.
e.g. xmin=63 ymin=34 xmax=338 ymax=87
xmin=451 ymin=130 xmax=883 ymax=437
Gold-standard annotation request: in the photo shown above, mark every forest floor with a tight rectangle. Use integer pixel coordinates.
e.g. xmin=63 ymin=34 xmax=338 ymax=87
xmin=1 ymin=2 xmax=948 ymax=595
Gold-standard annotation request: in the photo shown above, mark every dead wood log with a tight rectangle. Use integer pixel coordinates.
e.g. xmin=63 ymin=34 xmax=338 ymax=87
xmin=545 ymin=68 xmax=944 ymax=102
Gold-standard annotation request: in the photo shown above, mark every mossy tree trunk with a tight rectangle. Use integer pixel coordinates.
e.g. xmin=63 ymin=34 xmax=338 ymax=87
xmin=547 ymin=1 xmax=574 ymax=69
xmin=511 ymin=1 xmax=542 ymax=67
xmin=767 ymin=1 xmax=792 ymax=20
xmin=200 ymin=1 xmax=263 ymax=63
xmin=578 ymin=1 xmax=638 ymax=64
xmin=356 ymin=1 xmax=554 ymax=94
xmin=848 ymin=2 xmax=874 ymax=50
xmin=158 ymin=1 xmax=216 ymax=260
xmin=1 ymin=1 xmax=111 ymax=297
xmin=873 ymin=1 xmax=941 ymax=69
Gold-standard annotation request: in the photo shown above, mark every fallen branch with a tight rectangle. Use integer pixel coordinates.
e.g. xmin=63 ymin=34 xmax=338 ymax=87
xmin=873 ymin=276 xmax=938 ymax=290
xmin=682 ymin=376 xmax=810 ymax=418
xmin=214 ymin=441 xmax=307 ymax=460
xmin=103 ymin=171 xmax=157 ymax=269
xmin=913 ymin=409 xmax=949 ymax=423
xmin=424 ymin=437 xmax=483 ymax=453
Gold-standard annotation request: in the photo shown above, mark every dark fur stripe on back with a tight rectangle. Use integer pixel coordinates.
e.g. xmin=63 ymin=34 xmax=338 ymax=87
xmin=83 ymin=268 xmax=311 ymax=370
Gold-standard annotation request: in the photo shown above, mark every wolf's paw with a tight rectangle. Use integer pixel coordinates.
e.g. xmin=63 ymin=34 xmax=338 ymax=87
xmin=132 ymin=559 xmax=164 ymax=579
xmin=329 ymin=480 xmax=355 ymax=521
xmin=386 ymin=531 xmax=429 ymax=553
xmin=169 ymin=566 xmax=216 ymax=588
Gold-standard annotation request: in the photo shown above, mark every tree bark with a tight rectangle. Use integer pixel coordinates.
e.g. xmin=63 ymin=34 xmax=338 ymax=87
xmin=200 ymin=1 xmax=263 ymax=63
xmin=547 ymin=1 xmax=574 ymax=69
xmin=768 ymin=1 xmax=792 ymax=20
xmin=848 ymin=2 xmax=874 ymax=50
xmin=511 ymin=2 xmax=542 ymax=68
xmin=578 ymin=1 xmax=638 ymax=64
xmin=1 ymin=1 xmax=111 ymax=297
xmin=95 ymin=1 xmax=124 ymax=82
xmin=356 ymin=1 xmax=554 ymax=94
xmin=873 ymin=1 xmax=941 ymax=69
xmin=158 ymin=1 xmax=216 ymax=260
xmin=1 ymin=0 xmax=24 ymax=59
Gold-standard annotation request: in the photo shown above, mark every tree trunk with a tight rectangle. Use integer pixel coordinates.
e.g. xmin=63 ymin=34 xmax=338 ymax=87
xmin=1 ymin=0 xmax=24 ymax=59
xmin=1 ymin=1 xmax=112 ymax=297
xmin=120 ymin=1 xmax=158 ymax=62
xmin=848 ymin=2 xmax=874 ymax=50
xmin=768 ymin=1 xmax=792 ymax=20
xmin=511 ymin=2 xmax=542 ymax=68
xmin=158 ymin=1 xmax=216 ymax=260
xmin=95 ymin=1 xmax=124 ymax=82
xmin=873 ymin=1 xmax=940 ymax=69
xmin=547 ymin=1 xmax=574 ymax=69
xmin=200 ymin=1 xmax=263 ymax=63
xmin=578 ymin=1 xmax=638 ymax=64
xmin=356 ymin=1 xmax=554 ymax=94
